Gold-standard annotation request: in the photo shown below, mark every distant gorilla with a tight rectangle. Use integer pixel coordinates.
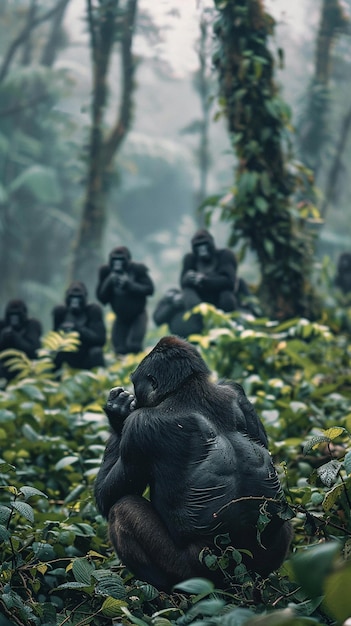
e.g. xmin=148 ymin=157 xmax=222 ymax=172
xmin=53 ymin=281 xmax=106 ymax=370
xmin=180 ymin=229 xmax=237 ymax=313
xmin=96 ymin=247 xmax=154 ymax=355
xmin=335 ymin=252 xmax=351 ymax=295
xmin=0 ymin=300 xmax=42 ymax=382
xmin=95 ymin=336 xmax=293 ymax=591
xmin=153 ymin=287 xmax=203 ymax=338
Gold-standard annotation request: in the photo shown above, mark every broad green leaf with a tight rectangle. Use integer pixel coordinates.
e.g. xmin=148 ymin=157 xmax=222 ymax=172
xmin=102 ymin=597 xmax=128 ymax=618
xmin=9 ymin=165 xmax=62 ymax=203
xmin=95 ymin=573 xmax=127 ymax=599
xmin=291 ymin=541 xmax=340 ymax=598
xmin=173 ymin=577 xmax=215 ymax=595
xmin=316 ymin=460 xmax=340 ymax=487
xmin=12 ymin=501 xmax=34 ymax=522
xmin=0 ymin=523 xmax=10 ymax=541
xmin=19 ymin=486 xmax=47 ymax=500
xmin=55 ymin=455 xmax=80 ymax=471
xmin=344 ymin=450 xmax=351 ymax=474
xmin=72 ymin=558 xmax=95 ymax=585
xmin=324 ymin=560 xmax=351 ymax=622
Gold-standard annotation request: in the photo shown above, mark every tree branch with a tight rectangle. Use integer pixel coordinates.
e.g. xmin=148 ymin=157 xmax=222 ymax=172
xmin=102 ymin=0 xmax=138 ymax=167
xmin=320 ymin=105 xmax=351 ymax=218
xmin=0 ymin=0 xmax=71 ymax=83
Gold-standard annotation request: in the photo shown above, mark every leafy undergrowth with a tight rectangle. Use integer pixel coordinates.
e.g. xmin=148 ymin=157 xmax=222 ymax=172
xmin=1 ymin=308 xmax=351 ymax=626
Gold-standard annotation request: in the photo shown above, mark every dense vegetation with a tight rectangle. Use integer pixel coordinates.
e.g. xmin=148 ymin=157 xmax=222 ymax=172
xmin=1 ymin=284 xmax=351 ymax=625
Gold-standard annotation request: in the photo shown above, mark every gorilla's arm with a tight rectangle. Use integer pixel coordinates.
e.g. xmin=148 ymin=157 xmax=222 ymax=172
xmin=52 ymin=305 xmax=67 ymax=331
xmin=126 ymin=264 xmax=154 ymax=296
xmin=95 ymin=388 xmax=148 ymax=517
xmin=180 ymin=253 xmax=197 ymax=288
xmin=77 ymin=305 xmax=106 ymax=347
xmin=1 ymin=319 xmax=42 ymax=356
xmin=198 ymin=250 xmax=237 ymax=292
xmin=96 ymin=266 xmax=114 ymax=304
xmin=221 ymin=380 xmax=269 ymax=448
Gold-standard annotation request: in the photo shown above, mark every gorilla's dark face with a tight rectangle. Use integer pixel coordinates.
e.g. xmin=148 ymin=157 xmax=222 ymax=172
xmin=111 ymin=255 xmax=126 ymax=273
xmin=68 ymin=294 xmax=84 ymax=312
xmin=5 ymin=301 xmax=27 ymax=329
xmin=130 ymin=336 xmax=210 ymax=408
xmin=65 ymin=283 xmax=87 ymax=313
xmin=194 ymin=242 xmax=211 ymax=261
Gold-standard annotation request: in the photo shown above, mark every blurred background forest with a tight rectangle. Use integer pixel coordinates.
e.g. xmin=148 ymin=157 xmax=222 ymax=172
xmin=1 ymin=0 xmax=351 ymax=331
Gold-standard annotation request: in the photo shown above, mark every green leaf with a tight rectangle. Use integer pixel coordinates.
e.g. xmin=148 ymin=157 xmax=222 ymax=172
xmin=324 ymin=560 xmax=351 ymax=622
xmin=316 ymin=460 xmax=341 ymax=487
xmin=0 ymin=409 xmax=16 ymax=423
xmin=19 ymin=486 xmax=47 ymax=500
xmin=344 ymin=450 xmax=351 ymax=475
xmin=322 ymin=483 xmax=345 ymax=511
xmin=291 ymin=541 xmax=340 ymax=598
xmin=94 ymin=573 xmax=127 ymax=599
xmin=173 ymin=577 xmax=215 ymax=594
xmin=72 ymin=558 xmax=95 ymax=585
xmin=64 ymin=483 xmax=86 ymax=504
xmin=0 ymin=523 xmax=10 ymax=541
xmin=55 ymin=455 xmax=80 ymax=471
xmin=12 ymin=501 xmax=34 ymax=522
xmin=9 ymin=165 xmax=62 ymax=203
xmin=102 ymin=597 xmax=128 ymax=618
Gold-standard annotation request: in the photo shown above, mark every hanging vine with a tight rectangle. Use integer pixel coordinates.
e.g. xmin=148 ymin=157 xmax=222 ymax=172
xmin=211 ymin=0 xmax=318 ymax=319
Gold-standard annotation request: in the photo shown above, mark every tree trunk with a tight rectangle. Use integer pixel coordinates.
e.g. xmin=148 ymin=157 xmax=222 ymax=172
xmin=71 ymin=0 xmax=138 ymax=289
xmin=213 ymin=0 xmax=317 ymax=319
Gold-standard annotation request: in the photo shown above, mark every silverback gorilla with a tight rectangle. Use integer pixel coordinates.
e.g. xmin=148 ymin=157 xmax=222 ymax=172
xmin=180 ymin=229 xmax=238 ymax=313
xmin=96 ymin=247 xmax=154 ymax=355
xmin=53 ymin=282 xmax=106 ymax=370
xmin=95 ymin=336 xmax=293 ymax=591
xmin=0 ymin=300 xmax=42 ymax=382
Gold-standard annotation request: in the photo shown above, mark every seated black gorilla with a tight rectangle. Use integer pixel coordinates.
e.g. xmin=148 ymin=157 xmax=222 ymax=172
xmin=53 ymin=281 xmax=106 ymax=370
xmin=180 ymin=229 xmax=238 ymax=314
xmin=153 ymin=287 xmax=203 ymax=339
xmin=96 ymin=246 xmax=154 ymax=355
xmin=95 ymin=336 xmax=293 ymax=591
xmin=335 ymin=252 xmax=351 ymax=295
xmin=0 ymin=300 xmax=42 ymax=382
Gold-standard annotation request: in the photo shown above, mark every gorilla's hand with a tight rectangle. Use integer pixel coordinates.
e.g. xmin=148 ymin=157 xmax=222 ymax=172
xmin=184 ymin=270 xmax=204 ymax=287
xmin=60 ymin=321 xmax=75 ymax=333
xmin=104 ymin=387 xmax=136 ymax=433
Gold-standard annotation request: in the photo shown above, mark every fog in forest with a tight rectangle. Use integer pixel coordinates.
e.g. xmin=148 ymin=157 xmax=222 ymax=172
xmin=0 ymin=0 xmax=351 ymax=330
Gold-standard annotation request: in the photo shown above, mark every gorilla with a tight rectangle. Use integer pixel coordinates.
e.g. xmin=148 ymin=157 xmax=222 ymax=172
xmin=52 ymin=281 xmax=106 ymax=370
xmin=0 ymin=300 xmax=42 ymax=382
xmin=180 ymin=229 xmax=238 ymax=313
xmin=335 ymin=252 xmax=351 ymax=295
xmin=95 ymin=336 xmax=293 ymax=591
xmin=153 ymin=287 xmax=203 ymax=339
xmin=96 ymin=247 xmax=154 ymax=355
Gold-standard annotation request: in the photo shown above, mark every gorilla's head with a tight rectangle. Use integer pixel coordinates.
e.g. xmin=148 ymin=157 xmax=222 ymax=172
xmin=5 ymin=299 xmax=28 ymax=329
xmin=191 ymin=229 xmax=215 ymax=261
xmin=131 ymin=336 xmax=210 ymax=407
xmin=65 ymin=281 xmax=88 ymax=312
xmin=109 ymin=247 xmax=131 ymax=273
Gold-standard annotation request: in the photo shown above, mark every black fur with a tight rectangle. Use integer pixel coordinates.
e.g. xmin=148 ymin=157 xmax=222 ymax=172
xmin=52 ymin=281 xmax=106 ymax=370
xmin=0 ymin=299 xmax=42 ymax=382
xmin=96 ymin=247 xmax=154 ymax=354
xmin=95 ymin=336 xmax=293 ymax=590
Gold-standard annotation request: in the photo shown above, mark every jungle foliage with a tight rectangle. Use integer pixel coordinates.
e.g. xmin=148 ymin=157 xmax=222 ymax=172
xmin=0 ymin=288 xmax=351 ymax=625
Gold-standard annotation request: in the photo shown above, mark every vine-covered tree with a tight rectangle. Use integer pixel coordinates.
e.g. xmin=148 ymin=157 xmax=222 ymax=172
xmin=72 ymin=0 xmax=138 ymax=288
xmin=211 ymin=0 xmax=318 ymax=319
